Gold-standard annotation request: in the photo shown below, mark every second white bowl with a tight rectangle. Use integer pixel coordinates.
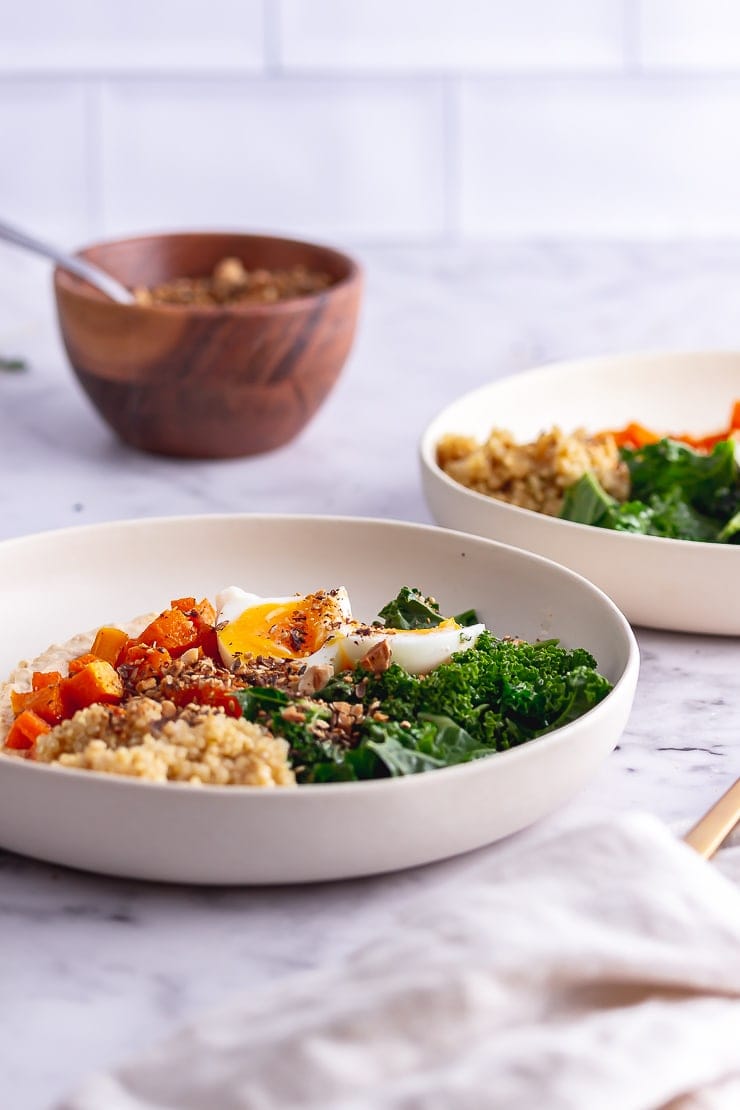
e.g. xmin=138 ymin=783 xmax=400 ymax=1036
xmin=421 ymin=350 xmax=740 ymax=635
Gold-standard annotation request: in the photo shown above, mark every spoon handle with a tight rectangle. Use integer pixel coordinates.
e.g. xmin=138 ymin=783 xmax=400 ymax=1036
xmin=684 ymin=777 xmax=740 ymax=859
xmin=0 ymin=218 xmax=134 ymax=305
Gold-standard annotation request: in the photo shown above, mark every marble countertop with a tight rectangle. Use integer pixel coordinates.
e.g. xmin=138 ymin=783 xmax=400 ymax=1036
xmin=2 ymin=242 xmax=740 ymax=1109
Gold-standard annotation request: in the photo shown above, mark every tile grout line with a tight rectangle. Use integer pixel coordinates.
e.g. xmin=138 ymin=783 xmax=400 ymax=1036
xmin=1 ymin=68 xmax=740 ymax=84
xmin=263 ymin=0 xmax=282 ymax=74
xmin=442 ymin=76 xmax=462 ymax=246
xmin=83 ymin=78 xmax=104 ymax=243
xmin=622 ymin=0 xmax=642 ymax=75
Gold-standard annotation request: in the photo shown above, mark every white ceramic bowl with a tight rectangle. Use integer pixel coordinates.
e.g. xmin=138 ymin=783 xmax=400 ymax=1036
xmin=0 ymin=515 xmax=638 ymax=884
xmin=421 ymin=350 xmax=740 ymax=635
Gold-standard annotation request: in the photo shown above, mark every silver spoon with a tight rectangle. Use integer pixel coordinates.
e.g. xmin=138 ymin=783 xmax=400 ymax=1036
xmin=0 ymin=218 xmax=135 ymax=305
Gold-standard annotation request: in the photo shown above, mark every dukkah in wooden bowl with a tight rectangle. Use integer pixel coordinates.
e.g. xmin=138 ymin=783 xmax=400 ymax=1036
xmin=54 ymin=232 xmax=362 ymax=458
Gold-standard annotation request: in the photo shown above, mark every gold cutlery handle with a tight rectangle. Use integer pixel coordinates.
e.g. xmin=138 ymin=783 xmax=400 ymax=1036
xmin=684 ymin=777 xmax=740 ymax=859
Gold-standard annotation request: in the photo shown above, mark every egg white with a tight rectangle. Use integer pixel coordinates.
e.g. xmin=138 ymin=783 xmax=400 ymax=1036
xmin=305 ymin=620 xmax=486 ymax=676
xmin=214 ymin=587 xmax=485 ymax=675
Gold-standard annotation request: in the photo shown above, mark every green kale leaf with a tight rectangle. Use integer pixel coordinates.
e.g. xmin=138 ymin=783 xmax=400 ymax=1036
xmin=376 ymin=586 xmax=479 ymax=630
xmin=559 ymin=442 xmax=734 ymax=542
xmin=560 ymin=471 xmax=616 ymax=526
xmin=623 ymin=437 xmax=736 ymax=506
xmin=377 ymin=586 xmax=444 ymax=629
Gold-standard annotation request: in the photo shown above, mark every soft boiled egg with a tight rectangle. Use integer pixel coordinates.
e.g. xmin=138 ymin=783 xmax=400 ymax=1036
xmin=304 ymin=619 xmax=485 ymax=676
xmin=215 ymin=586 xmax=485 ymax=676
xmin=216 ymin=587 xmax=352 ymax=667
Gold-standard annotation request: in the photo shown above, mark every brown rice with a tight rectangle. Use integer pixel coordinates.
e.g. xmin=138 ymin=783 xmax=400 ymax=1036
xmin=437 ymin=426 xmax=629 ymax=516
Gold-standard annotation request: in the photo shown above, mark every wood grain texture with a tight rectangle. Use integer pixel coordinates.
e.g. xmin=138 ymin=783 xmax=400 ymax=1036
xmin=54 ymin=232 xmax=362 ymax=458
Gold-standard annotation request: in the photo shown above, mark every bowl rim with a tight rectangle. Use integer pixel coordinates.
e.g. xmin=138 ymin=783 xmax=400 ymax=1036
xmin=419 ymin=348 xmax=740 ymax=556
xmin=0 ymin=511 xmax=639 ymax=799
xmin=53 ymin=229 xmax=363 ymax=316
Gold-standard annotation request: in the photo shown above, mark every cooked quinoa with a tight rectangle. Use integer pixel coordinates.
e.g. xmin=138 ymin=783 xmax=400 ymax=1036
xmin=34 ymin=698 xmax=295 ymax=786
xmin=0 ymin=617 xmax=297 ymax=787
xmin=437 ymin=426 xmax=630 ymax=516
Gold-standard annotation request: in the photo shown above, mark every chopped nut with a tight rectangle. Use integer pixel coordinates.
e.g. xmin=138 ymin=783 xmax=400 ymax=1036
xmin=297 ymin=664 xmax=333 ymax=696
xmin=280 ymin=705 xmax=306 ymax=724
xmin=359 ymin=638 xmax=392 ymax=674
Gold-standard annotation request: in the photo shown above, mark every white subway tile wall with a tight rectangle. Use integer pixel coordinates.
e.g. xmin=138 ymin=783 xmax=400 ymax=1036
xmin=0 ymin=83 xmax=93 ymax=243
xmin=278 ymin=0 xmax=627 ymax=72
xmin=0 ymin=1 xmax=738 ymax=243
xmin=0 ymin=1 xmax=265 ymax=72
xmin=99 ymin=80 xmax=447 ymax=239
xmin=461 ymin=80 xmax=740 ymax=237
xmin=638 ymin=0 xmax=740 ymax=71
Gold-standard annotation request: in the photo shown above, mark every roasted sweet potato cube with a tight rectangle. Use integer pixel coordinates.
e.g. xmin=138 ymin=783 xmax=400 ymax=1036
xmin=171 ymin=597 xmax=218 ymax=658
xmin=171 ymin=596 xmax=196 ymax=613
xmin=24 ymin=683 xmax=65 ymax=726
xmin=90 ymin=626 xmax=129 ymax=666
xmin=68 ymin=653 xmax=100 ymax=676
xmin=119 ymin=642 xmax=172 ymax=676
xmin=60 ymin=659 xmax=124 ymax=714
xmin=32 ymin=670 xmax=63 ymax=691
xmin=136 ymin=607 xmax=197 ymax=656
xmin=171 ymin=597 xmax=216 ymax=626
xmin=10 ymin=689 xmax=34 ymax=715
xmin=5 ymin=709 xmax=51 ymax=750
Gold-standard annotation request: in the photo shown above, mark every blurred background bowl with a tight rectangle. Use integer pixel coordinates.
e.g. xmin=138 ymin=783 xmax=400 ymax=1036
xmin=420 ymin=350 xmax=740 ymax=635
xmin=53 ymin=231 xmax=362 ymax=459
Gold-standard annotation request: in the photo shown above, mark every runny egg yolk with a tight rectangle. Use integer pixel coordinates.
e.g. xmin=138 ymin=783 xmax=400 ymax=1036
xmin=217 ymin=593 xmax=346 ymax=664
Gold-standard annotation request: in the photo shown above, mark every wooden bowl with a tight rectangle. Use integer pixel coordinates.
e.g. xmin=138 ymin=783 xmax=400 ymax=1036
xmin=53 ymin=232 xmax=363 ymax=458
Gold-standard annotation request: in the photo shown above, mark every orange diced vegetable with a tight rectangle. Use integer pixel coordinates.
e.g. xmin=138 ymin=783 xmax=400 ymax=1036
xmin=90 ymin=626 xmax=129 ymax=666
xmin=32 ymin=670 xmax=62 ymax=691
xmin=606 ymin=401 xmax=740 ymax=454
xmin=5 ymin=709 xmax=51 ymax=751
xmin=23 ymin=684 xmax=65 ymax=726
xmin=118 ymin=642 xmax=172 ymax=676
xmin=68 ymin=653 xmax=100 ymax=675
xmin=609 ymin=422 xmax=660 ymax=449
xmin=171 ymin=596 xmax=196 ymax=613
xmin=171 ymin=597 xmax=219 ymax=659
xmin=136 ymin=607 xmax=198 ymax=656
xmin=10 ymin=689 xmax=34 ymax=715
xmin=171 ymin=597 xmax=217 ymax=626
xmin=60 ymin=659 xmax=124 ymax=714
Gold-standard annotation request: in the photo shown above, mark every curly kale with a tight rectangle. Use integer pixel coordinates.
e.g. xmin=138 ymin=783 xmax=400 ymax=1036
xmin=350 ymin=632 xmax=610 ymax=754
xmin=235 ymin=600 xmax=613 ymax=783
xmin=376 ymin=587 xmax=480 ymax=630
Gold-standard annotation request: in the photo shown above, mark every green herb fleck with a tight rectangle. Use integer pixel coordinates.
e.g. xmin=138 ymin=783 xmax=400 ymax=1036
xmin=0 ymin=356 xmax=27 ymax=373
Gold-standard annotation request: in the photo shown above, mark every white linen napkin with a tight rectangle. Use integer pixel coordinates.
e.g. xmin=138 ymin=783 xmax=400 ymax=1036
xmin=64 ymin=814 xmax=740 ymax=1110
